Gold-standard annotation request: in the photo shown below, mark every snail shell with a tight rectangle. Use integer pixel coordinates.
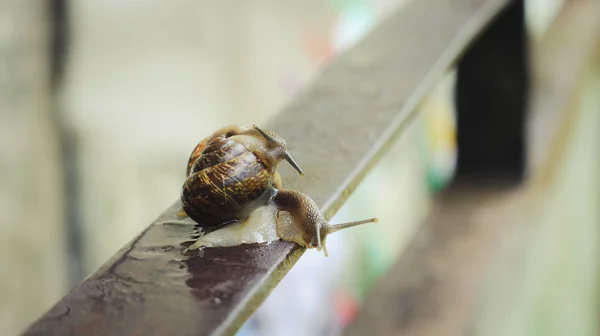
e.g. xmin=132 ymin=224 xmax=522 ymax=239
xmin=182 ymin=134 xmax=273 ymax=227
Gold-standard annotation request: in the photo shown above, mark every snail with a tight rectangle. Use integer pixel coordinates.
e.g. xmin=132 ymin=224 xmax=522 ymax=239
xmin=178 ymin=125 xmax=377 ymax=256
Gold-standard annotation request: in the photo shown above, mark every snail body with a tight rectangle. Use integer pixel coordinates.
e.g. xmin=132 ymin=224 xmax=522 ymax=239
xmin=180 ymin=125 xmax=377 ymax=256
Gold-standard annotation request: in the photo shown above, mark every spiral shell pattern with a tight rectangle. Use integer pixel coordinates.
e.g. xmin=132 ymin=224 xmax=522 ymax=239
xmin=182 ymin=135 xmax=272 ymax=227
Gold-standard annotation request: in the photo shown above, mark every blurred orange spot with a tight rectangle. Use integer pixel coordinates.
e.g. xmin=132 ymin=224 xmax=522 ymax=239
xmin=299 ymin=29 xmax=335 ymax=66
xmin=333 ymin=290 xmax=359 ymax=326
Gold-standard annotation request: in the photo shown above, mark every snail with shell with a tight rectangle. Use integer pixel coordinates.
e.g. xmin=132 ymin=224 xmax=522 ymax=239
xmin=178 ymin=125 xmax=377 ymax=256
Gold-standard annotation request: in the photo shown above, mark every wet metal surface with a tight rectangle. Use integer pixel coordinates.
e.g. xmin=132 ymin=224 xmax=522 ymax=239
xmin=25 ymin=0 xmax=511 ymax=335
xmin=26 ymin=203 xmax=302 ymax=336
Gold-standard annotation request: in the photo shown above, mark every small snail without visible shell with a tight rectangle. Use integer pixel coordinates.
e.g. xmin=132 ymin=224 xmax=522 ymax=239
xmin=178 ymin=125 xmax=377 ymax=256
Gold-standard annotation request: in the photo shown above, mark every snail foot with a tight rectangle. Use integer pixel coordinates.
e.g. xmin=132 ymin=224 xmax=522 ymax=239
xmin=185 ymin=205 xmax=280 ymax=249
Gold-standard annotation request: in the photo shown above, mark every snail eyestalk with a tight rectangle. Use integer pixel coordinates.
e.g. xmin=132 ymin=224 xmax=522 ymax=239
xmin=318 ymin=217 xmax=378 ymax=257
xmin=322 ymin=217 xmax=378 ymax=235
xmin=253 ymin=125 xmax=277 ymax=143
xmin=284 ymin=152 xmax=304 ymax=176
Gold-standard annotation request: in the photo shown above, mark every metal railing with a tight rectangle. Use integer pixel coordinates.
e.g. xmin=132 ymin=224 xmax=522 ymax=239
xmin=24 ymin=0 xmax=600 ymax=335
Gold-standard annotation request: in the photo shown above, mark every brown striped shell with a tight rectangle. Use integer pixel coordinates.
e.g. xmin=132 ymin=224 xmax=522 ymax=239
xmin=181 ymin=134 xmax=275 ymax=228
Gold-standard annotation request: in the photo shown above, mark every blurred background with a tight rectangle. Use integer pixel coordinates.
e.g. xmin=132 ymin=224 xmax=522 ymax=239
xmin=0 ymin=0 xmax=597 ymax=335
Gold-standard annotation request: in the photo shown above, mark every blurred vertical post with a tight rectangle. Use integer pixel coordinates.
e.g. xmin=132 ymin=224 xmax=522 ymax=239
xmin=0 ymin=0 xmax=68 ymax=335
xmin=454 ymin=0 xmax=529 ymax=184
xmin=49 ymin=0 xmax=83 ymax=286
